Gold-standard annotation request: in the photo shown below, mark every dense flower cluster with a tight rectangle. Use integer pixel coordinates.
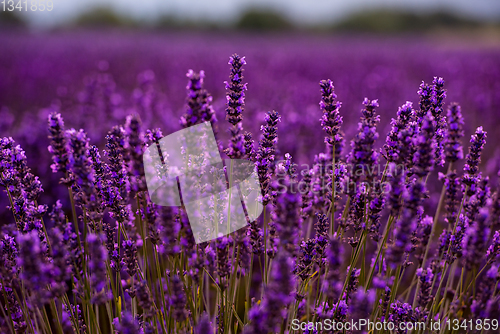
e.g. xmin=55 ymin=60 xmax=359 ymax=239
xmin=1 ymin=50 xmax=499 ymax=334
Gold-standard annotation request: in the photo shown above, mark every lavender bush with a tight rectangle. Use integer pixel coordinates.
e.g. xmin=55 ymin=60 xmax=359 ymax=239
xmin=1 ymin=32 xmax=500 ymax=333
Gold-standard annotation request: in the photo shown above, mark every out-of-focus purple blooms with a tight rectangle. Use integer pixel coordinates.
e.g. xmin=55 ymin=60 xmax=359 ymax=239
xmin=17 ymin=230 xmax=51 ymax=304
xmin=348 ymin=98 xmax=380 ymax=185
xmin=48 ymin=227 xmax=72 ymax=298
xmin=444 ymin=103 xmax=464 ymax=163
xmin=487 ymin=231 xmax=500 ymax=262
xmin=124 ymin=114 xmax=147 ymax=193
xmin=159 ymin=207 xmax=180 ymax=256
xmin=412 ymin=112 xmax=436 ymax=177
xmin=319 ymin=79 xmax=343 ymax=159
xmin=300 ymin=169 xmax=313 ymax=220
xmin=416 ymin=267 xmax=434 ymax=308
xmin=216 ymin=236 xmax=231 ymax=291
xmin=387 ymin=210 xmax=417 ymax=269
xmin=349 ymin=289 xmax=375 ymax=325
xmin=235 ymin=232 xmax=251 ymax=274
xmin=471 ymin=264 xmax=499 ymax=318
xmin=47 ymin=111 xmax=70 ymax=175
xmin=463 ymin=208 xmax=490 ymax=270
xmin=387 ymin=179 xmax=424 ymax=268
xmin=256 ymin=110 xmax=280 ymax=206
xmin=245 ymin=253 xmax=295 ymax=334
xmin=386 ymin=163 xmax=405 ymax=218
xmin=114 ymin=311 xmax=142 ymax=334
xmin=139 ymin=194 xmax=160 ymax=245
xmin=60 ymin=306 xmax=75 ymax=334
xmin=87 ymin=233 xmax=110 ymax=304
xmin=311 ymin=153 xmax=330 ymax=214
xmin=463 ymin=127 xmax=487 ymax=188
xmin=135 ymin=279 xmax=154 ymax=318
xmin=196 ymin=313 xmax=213 ymax=334
xmin=368 ymin=194 xmax=385 ymax=242
xmin=384 ymin=101 xmax=414 ymax=164
xmin=225 ymin=54 xmax=247 ymax=159
xmin=274 ymin=176 xmax=302 ymax=255
xmin=325 ymin=234 xmax=343 ymax=300
xmin=170 ymin=274 xmax=188 ymax=322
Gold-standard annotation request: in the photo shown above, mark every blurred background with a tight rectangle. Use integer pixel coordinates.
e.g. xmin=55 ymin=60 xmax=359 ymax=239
xmin=2 ymin=0 xmax=500 ymax=32
xmin=1 ymin=0 xmax=500 ymax=210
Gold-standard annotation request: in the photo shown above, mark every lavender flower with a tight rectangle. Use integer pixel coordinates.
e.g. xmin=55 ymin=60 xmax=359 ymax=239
xmin=487 ymin=230 xmax=500 ymax=262
xmin=295 ymin=238 xmax=317 ymax=280
xmin=348 ymin=98 xmax=380 ymax=185
xmin=314 ymin=212 xmax=329 ymax=256
xmin=135 ymin=279 xmax=154 ymax=318
xmin=448 ymin=214 xmax=468 ymax=263
xmin=104 ymin=125 xmax=129 ymax=200
xmin=87 ymin=233 xmax=110 ymax=304
xmin=463 ymin=126 xmax=487 ymax=188
xmin=430 ymin=77 xmax=447 ymax=167
xmin=216 ymin=236 xmax=231 ymax=291
xmin=196 ymin=313 xmax=213 ymax=334
xmin=389 ymin=301 xmax=416 ymax=333
xmin=384 ymin=101 xmax=414 ymax=164
xmin=343 ymin=266 xmax=361 ymax=302
xmin=444 ymin=103 xmax=464 ymax=163
xmin=67 ymin=129 xmax=101 ymax=224
xmin=17 ymin=230 xmax=51 ymax=304
xmin=47 ymin=111 xmax=70 ymax=175
xmin=245 ymin=254 xmax=295 ymax=334
xmin=440 ymin=171 xmax=461 ymax=227
xmin=170 ymin=274 xmax=188 ymax=322
xmin=319 ymin=79 xmax=343 ymax=159
xmin=349 ymin=289 xmax=375 ymax=324
xmin=124 ymin=114 xmax=147 ymax=193
xmin=274 ymin=176 xmax=302 ymax=255
xmin=255 ymin=110 xmax=280 ymax=206
xmin=243 ymin=132 xmax=256 ymax=161
xmin=114 ymin=311 xmax=141 ymax=334
xmin=48 ymin=227 xmax=72 ymax=298
xmin=416 ymin=268 xmax=434 ymax=308
xmin=386 ymin=163 xmax=405 ymax=217
xmin=325 ymin=234 xmax=343 ymax=300
xmin=463 ymin=208 xmax=490 ymax=270
xmin=225 ymin=54 xmax=247 ymax=159
xmin=412 ymin=111 xmax=435 ymax=177
xmin=417 ymin=81 xmax=433 ymax=121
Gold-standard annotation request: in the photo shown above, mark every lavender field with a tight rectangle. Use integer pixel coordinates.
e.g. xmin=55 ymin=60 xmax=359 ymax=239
xmin=1 ymin=30 xmax=500 ymax=333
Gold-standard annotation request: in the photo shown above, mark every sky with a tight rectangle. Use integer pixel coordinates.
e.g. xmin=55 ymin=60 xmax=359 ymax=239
xmin=20 ymin=0 xmax=500 ymax=27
